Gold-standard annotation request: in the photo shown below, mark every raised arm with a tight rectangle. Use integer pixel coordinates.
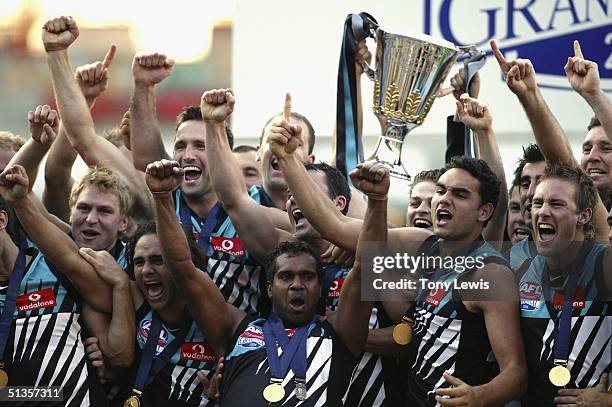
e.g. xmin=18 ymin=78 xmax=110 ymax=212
xmin=79 ymin=248 xmax=136 ymax=367
xmin=491 ymin=40 xmax=575 ymax=166
xmin=145 ymin=159 xmax=243 ymax=357
xmin=201 ymin=89 xmax=289 ymax=265
xmin=129 ymin=52 xmax=173 ymax=171
xmin=455 ymin=94 xmax=507 ymax=248
xmin=48 ymin=42 xmax=153 ymax=222
xmin=271 ymin=114 xmax=363 ymax=252
xmin=328 ymin=162 xmax=387 ymax=356
xmin=0 ymin=163 xmax=112 ymax=312
xmin=565 ymin=40 xmax=612 ymax=137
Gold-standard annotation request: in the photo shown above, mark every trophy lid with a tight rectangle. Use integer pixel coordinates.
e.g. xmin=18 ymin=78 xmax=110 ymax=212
xmin=379 ymin=29 xmax=458 ymax=52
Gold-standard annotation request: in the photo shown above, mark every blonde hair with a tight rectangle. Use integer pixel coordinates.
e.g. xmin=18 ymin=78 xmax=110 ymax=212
xmin=102 ymin=128 xmax=124 ymax=148
xmin=0 ymin=132 xmax=25 ymax=152
xmin=69 ymin=166 xmax=133 ymax=218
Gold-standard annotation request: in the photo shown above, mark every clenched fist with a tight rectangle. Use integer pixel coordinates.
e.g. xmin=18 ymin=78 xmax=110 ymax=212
xmin=42 ymin=16 xmax=79 ymax=52
xmin=28 ymin=105 xmax=59 ymax=147
xmin=145 ymin=159 xmax=184 ymax=195
xmin=200 ymin=89 xmax=235 ymax=123
xmin=349 ymin=161 xmax=390 ymax=199
xmin=132 ymin=52 xmax=175 ymax=86
xmin=0 ymin=165 xmax=30 ymax=204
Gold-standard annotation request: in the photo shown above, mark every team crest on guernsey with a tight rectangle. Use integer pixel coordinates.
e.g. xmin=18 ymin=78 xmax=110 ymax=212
xmin=16 ymin=289 xmax=56 ymax=312
xmin=138 ymin=319 xmax=170 ymax=355
xmin=237 ymin=324 xmax=265 ymax=349
xmin=212 ymin=237 xmax=245 ymax=257
xmin=181 ymin=342 xmax=217 ymax=362
xmin=519 ymin=281 xmax=543 ymax=311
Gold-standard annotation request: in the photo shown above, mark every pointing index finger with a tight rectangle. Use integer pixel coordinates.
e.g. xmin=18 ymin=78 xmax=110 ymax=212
xmin=489 ymin=40 xmax=507 ymax=69
xmin=103 ymin=44 xmax=117 ymax=68
xmin=573 ymin=40 xmax=583 ymax=59
xmin=283 ymin=93 xmax=291 ymax=122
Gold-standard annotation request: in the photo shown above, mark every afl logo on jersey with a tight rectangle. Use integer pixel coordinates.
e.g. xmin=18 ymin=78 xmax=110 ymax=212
xmin=212 ymin=237 xmax=245 ymax=257
xmin=237 ymin=324 xmax=265 ymax=349
xmin=519 ymin=281 xmax=543 ymax=311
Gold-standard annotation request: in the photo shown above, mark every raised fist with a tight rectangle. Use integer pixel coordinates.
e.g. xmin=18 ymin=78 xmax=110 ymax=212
xmin=491 ymin=40 xmax=537 ymax=97
xmin=132 ymin=52 xmax=175 ymax=86
xmin=0 ymin=164 xmax=30 ymax=203
xmin=455 ymin=94 xmax=492 ymax=133
xmin=349 ymin=161 xmax=390 ymax=199
xmin=145 ymin=159 xmax=183 ymax=195
xmin=200 ymin=89 xmax=235 ymax=123
xmin=28 ymin=105 xmax=58 ymax=147
xmin=76 ymin=44 xmax=116 ymax=103
xmin=42 ymin=16 xmax=79 ymax=52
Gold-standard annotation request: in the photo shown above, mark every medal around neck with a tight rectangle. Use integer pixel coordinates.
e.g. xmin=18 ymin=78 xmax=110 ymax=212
xmin=263 ymin=382 xmax=285 ymax=403
xmin=549 ymin=365 xmax=571 ymax=387
xmin=295 ymin=380 xmax=307 ymax=401
xmin=393 ymin=317 xmax=413 ymax=345
xmin=0 ymin=367 xmax=8 ymax=389
xmin=124 ymin=395 xmax=140 ymax=407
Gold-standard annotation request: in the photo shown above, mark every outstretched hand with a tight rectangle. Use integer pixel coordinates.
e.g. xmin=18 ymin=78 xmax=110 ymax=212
xmin=42 ymin=16 xmax=79 ymax=52
xmin=145 ymin=159 xmax=184 ymax=195
xmin=28 ymin=105 xmax=59 ymax=146
xmin=490 ymin=40 xmax=537 ymax=97
xmin=564 ymin=40 xmax=601 ymax=98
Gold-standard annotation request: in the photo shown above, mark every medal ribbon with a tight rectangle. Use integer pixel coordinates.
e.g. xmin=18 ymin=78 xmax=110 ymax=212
xmin=133 ymin=310 xmax=193 ymax=392
xmin=0 ymin=234 xmax=28 ymax=363
xmin=263 ymin=314 xmax=312 ymax=383
xmin=178 ymin=192 xmax=222 ymax=255
xmin=542 ymin=243 xmax=589 ymax=365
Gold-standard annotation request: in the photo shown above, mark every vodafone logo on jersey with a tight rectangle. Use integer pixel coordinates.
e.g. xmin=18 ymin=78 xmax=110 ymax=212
xmin=552 ymin=287 xmax=586 ymax=311
xmin=425 ymin=288 xmax=446 ymax=307
xmin=328 ymin=278 xmax=345 ymax=299
xmin=16 ymin=289 xmax=56 ymax=312
xmin=181 ymin=342 xmax=216 ymax=363
xmin=212 ymin=237 xmax=245 ymax=257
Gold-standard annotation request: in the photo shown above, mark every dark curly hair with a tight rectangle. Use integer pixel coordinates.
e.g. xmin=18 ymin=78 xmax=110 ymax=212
xmin=124 ymin=222 xmax=207 ymax=279
xmin=442 ymin=156 xmax=500 ymax=226
xmin=265 ymin=241 xmax=323 ymax=282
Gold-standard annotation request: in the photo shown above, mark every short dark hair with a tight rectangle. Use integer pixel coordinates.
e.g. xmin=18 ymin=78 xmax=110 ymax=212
xmin=514 ymin=143 xmax=545 ymax=187
xmin=442 ymin=156 xmax=500 ymax=225
xmin=175 ymin=105 xmax=234 ymax=149
xmin=265 ymin=241 xmax=323 ymax=282
xmin=588 ymin=116 xmax=601 ymax=131
xmin=540 ymin=164 xmax=597 ymax=238
xmin=232 ymin=144 xmax=257 ymax=154
xmin=259 ymin=112 xmax=316 ymax=155
xmin=411 ymin=169 xmax=443 ymax=194
xmin=304 ymin=162 xmax=351 ymax=215
xmin=124 ymin=222 xmax=207 ymax=279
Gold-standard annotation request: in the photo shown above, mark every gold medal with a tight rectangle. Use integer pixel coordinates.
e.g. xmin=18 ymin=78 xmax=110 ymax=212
xmin=549 ymin=365 xmax=571 ymax=387
xmin=392 ymin=317 xmax=413 ymax=345
xmin=0 ymin=368 xmax=8 ymax=389
xmin=263 ymin=382 xmax=285 ymax=403
xmin=124 ymin=389 xmax=142 ymax=407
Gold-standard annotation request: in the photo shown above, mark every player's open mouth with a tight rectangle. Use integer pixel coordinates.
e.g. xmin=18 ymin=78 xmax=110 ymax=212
xmin=537 ymin=223 xmax=556 ymax=242
xmin=183 ymin=165 xmax=202 ymax=182
xmin=144 ymin=281 xmax=164 ymax=300
xmin=413 ymin=217 xmax=432 ymax=228
xmin=436 ymin=209 xmax=452 ymax=226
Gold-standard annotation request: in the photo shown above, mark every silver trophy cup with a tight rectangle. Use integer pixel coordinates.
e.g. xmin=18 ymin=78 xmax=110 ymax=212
xmin=352 ymin=14 xmax=482 ymax=180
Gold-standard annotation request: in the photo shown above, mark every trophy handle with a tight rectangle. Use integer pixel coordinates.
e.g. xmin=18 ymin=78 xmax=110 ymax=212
xmin=351 ymin=13 xmax=378 ymax=81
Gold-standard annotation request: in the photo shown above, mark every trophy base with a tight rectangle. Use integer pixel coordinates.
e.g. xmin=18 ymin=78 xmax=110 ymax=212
xmin=366 ymin=158 xmax=411 ymax=181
